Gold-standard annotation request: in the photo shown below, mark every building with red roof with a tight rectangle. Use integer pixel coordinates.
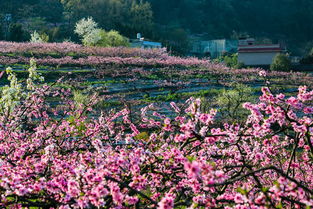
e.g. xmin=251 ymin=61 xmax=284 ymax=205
xmin=238 ymin=38 xmax=286 ymax=66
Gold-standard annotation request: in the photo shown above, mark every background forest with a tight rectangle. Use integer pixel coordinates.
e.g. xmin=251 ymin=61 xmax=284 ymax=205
xmin=1 ymin=0 xmax=313 ymax=55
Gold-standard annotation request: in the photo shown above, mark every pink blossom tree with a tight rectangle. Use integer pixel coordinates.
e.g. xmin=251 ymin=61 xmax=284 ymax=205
xmin=0 ymin=64 xmax=312 ymax=208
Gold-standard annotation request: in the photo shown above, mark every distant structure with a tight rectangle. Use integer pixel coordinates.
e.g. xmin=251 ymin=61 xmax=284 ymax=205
xmin=130 ymin=33 xmax=162 ymax=49
xmin=190 ymin=39 xmax=238 ymax=58
xmin=238 ymin=38 xmax=286 ymax=66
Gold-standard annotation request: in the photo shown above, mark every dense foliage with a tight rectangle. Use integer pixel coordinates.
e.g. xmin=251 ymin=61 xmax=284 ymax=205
xmin=1 ymin=0 xmax=313 ymax=54
xmin=74 ymin=17 xmax=129 ymax=47
xmin=270 ymin=54 xmax=292 ymax=72
xmin=0 ymin=62 xmax=312 ymax=208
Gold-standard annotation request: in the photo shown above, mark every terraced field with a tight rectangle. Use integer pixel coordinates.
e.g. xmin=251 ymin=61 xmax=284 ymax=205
xmin=1 ymin=63 xmax=312 ymax=118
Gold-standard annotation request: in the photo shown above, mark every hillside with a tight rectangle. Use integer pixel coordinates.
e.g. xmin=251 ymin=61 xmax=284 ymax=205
xmin=1 ymin=0 xmax=313 ymax=54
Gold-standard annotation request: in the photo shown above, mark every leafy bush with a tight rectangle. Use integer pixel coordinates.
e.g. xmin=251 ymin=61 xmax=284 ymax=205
xmin=216 ymin=53 xmax=245 ymax=69
xmin=270 ymin=53 xmax=291 ymax=71
xmin=98 ymin=30 xmax=129 ymax=47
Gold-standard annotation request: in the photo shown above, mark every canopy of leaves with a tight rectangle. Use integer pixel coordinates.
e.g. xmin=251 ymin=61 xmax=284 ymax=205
xmin=1 ymin=0 xmax=313 ymax=54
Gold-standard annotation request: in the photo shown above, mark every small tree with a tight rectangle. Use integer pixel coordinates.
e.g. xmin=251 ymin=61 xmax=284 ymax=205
xmin=30 ymin=31 xmax=49 ymax=43
xmin=74 ymin=17 xmax=98 ymax=38
xmin=82 ymin=28 xmax=103 ymax=46
xmin=270 ymin=53 xmax=291 ymax=71
xmin=98 ymin=30 xmax=129 ymax=47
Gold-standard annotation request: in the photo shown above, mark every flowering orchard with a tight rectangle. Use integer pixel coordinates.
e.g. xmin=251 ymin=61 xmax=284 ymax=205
xmin=0 ymin=41 xmax=226 ymax=69
xmin=0 ymin=55 xmax=223 ymax=69
xmin=0 ymin=41 xmax=169 ymax=59
xmin=0 ymin=64 xmax=312 ymax=209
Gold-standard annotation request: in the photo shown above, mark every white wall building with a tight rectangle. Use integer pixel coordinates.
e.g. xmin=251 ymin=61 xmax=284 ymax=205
xmin=238 ymin=38 xmax=286 ymax=66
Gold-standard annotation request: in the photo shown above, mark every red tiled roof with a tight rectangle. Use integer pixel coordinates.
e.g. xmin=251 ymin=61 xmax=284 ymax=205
xmin=238 ymin=48 xmax=283 ymax=53
xmin=238 ymin=45 xmax=284 ymax=53
xmin=238 ymin=44 xmax=280 ymax=47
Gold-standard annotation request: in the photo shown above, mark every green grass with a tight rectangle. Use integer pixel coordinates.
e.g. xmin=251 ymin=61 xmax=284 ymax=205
xmin=142 ymin=88 xmax=225 ymax=102
xmin=80 ymin=79 xmax=124 ymax=86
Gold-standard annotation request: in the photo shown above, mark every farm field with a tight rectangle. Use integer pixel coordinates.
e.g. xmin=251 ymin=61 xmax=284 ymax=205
xmin=0 ymin=42 xmax=312 ymax=208
xmin=1 ymin=42 xmax=312 ymax=114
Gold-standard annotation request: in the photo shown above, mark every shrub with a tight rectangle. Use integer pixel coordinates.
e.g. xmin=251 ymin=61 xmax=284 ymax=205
xmin=270 ymin=53 xmax=291 ymax=71
xmin=216 ymin=53 xmax=244 ymax=69
xmin=98 ymin=30 xmax=129 ymax=47
xmin=30 ymin=31 xmax=49 ymax=43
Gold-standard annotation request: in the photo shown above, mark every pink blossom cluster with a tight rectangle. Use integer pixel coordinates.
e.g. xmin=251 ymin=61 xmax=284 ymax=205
xmin=0 ymin=55 xmax=221 ymax=69
xmin=0 ymin=77 xmax=312 ymax=208
xmin=0 ymin=41 xmax=229 ymax=69
xmin=0 ymin=41 xmax=169 ymax=59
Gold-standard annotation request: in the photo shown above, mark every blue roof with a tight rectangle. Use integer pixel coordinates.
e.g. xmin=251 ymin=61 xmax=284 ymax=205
xmin=143 ymin=41 xmax=162 ymax=47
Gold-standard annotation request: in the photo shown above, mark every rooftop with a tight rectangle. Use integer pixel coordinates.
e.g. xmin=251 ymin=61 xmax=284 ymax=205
xmin=238 ymin=38 xmax=285 ymax=53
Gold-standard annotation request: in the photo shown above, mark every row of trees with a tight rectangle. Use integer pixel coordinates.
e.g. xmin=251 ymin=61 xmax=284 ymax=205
xmin=2 ymin=0 xmax=313 ymax=54
xmin=0 ymin=0 xmax=153 ymax=46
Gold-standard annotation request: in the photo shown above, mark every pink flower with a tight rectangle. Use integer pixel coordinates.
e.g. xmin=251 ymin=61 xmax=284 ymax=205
xmin=184 ymin=161 xmax=201 ymax=178
xmin=258 ymin=70 xmax=267 ymax=77
xmin=234 ymin=194 xmax=245 ymax=204
xmin=109 ymin=182 xmax=124 ymax=206
xmin=67 ymin=179 xmax=80 ymax=198
xmin=157 ymin=193 xmax=176 ymax=209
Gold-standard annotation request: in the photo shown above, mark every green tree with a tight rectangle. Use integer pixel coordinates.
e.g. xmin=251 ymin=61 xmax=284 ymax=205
xmin=162 ymin=27 xmax=190 ymax=55
xmin=36 ymin=0 xmax=64 ymax=23
xmin=23 ymin=17 xmax=48 ymax=33
xmin=219 ymin=53 xmax=244 ymax=69
xmin=98 ymin=30 xmax=129 ymax=47
xmin=0 ymin=22 xmax=3 ymax=40
xmin=270 ymin=53 xmax=291 ymax=71
xmin=61 ymin=0 xmax=154 ymax=38
xmin=129 ymin=1 xmax=154 ymax=34
xmin=9 ymin=23 xmax=28 ymax=42
xmin=74 ymin=17 xmax=98 ymax=38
